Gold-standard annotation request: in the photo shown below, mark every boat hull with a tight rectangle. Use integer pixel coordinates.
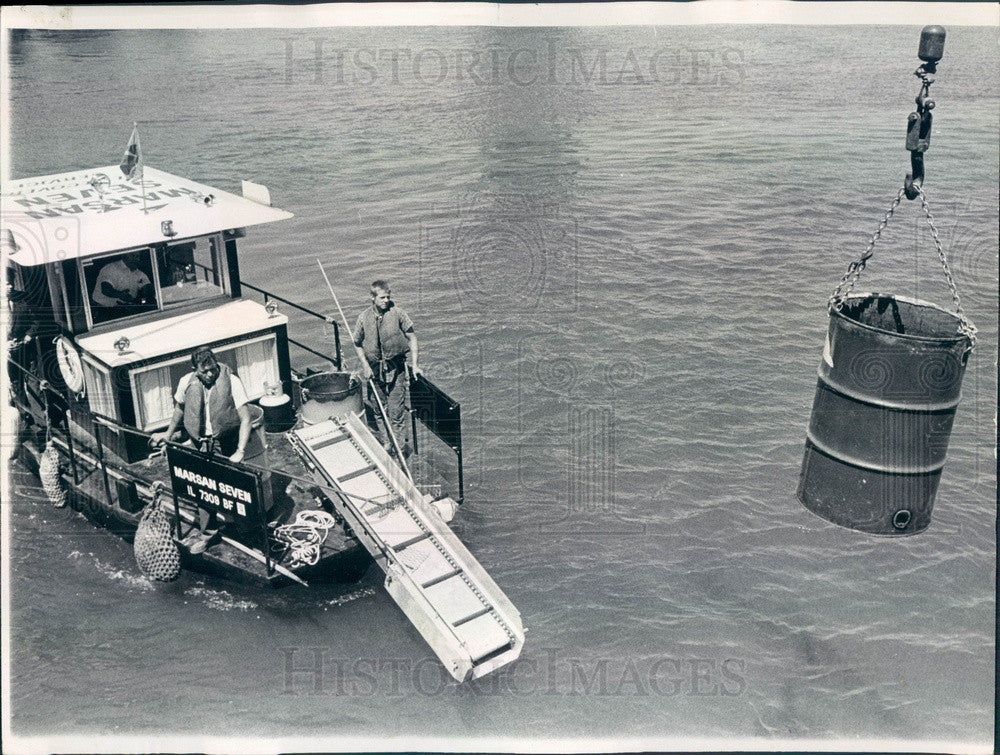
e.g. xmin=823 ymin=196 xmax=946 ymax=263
xmin=15 ymin=419 xmax=371 ymax=587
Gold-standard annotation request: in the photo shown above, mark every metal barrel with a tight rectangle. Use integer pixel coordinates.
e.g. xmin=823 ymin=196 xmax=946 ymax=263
xmin=260 ymin=392 xmax=296 ymax=433
xmin=298 ymin=371 xmax=363 ymax=425
xmin=798 ymin=293 xmax=972 ymax=535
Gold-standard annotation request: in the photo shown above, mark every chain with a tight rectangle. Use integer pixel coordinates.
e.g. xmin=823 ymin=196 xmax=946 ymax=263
xmin=828 ymin=31 xmax=974 ymax=348
xmin=829 ymin=188 xmax=905 ymax=311
xmin=828 ymin=186 xmax=977 ymax=350
xmin=914 ymin=66 xmax=934 ymax=97
xmin=916 ymin=186 xmax=977 ymax=348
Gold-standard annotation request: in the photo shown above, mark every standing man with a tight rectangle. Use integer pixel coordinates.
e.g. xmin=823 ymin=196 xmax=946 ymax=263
xmin=150 ymin=347 xmax=253 ymax=553
xmin=6 ymin=283 xmax=34 ymax=407
xmin=354 ymin=280 xmax=421 ymax=457
xmin=151 ymin=347 xmax=252 ymax=463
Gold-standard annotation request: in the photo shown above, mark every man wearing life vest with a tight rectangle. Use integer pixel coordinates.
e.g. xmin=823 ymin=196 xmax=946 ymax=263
xmin=151 ymin=347 xmax=252 ymax=462
xmin=353 ymin=280 xmax=421 ymax=457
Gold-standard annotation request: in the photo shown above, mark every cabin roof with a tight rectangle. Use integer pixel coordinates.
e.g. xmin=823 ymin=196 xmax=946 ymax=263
xmin=1 ymin=166 xmax=293 ymax=267
xmin=76 ymin=299 xmax=289 ymax=368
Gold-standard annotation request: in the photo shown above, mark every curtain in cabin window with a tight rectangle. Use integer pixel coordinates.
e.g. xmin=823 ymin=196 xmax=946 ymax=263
xmin=129 ymin=335 xmax=279 ymax=431
xmin=132 ymin=364 xmax=175 ymax=430
xmin=233 ymin=337 xmax=278 ymax=399
xmin=82 ymin=361 xmax=116 ymax=420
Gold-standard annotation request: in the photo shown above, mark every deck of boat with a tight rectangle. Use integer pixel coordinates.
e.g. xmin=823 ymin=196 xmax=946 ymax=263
xmin=16 ymin=371 xmax=457 ymax=587
xmin=30 ymin=420 xmax=371 ymax=585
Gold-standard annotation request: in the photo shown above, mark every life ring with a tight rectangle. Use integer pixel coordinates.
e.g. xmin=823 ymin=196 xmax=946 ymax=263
xmin=54 ymin=336 xmax=86 ymax=395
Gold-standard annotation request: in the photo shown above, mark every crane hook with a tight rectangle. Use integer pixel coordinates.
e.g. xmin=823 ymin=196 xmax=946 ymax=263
xmin=904 ymin=26 xmax=945 ymax=199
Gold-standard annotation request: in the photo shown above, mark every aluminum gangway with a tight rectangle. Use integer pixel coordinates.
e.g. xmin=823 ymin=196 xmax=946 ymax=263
xmin=289 ymin=412 xmax=524 ymax=682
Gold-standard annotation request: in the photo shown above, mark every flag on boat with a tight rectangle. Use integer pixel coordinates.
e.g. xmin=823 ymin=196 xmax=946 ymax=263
xmin=120 ymin=124 xmax=142 ymax=180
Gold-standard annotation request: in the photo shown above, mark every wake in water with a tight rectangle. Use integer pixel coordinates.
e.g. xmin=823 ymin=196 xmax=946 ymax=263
xmin=184 ymin=585 xmax=258 ymax=612
xmin=62 ymin=529 xmax=378 ymax=614
xmin=323 ymin=587 xmax=377 ymax=609
xmin=68 ymin=550 xmax=157 ymax=592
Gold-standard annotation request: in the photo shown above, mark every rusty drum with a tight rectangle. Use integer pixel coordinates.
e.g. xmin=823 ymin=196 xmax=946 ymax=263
xmin=798 ymin=293 xmax=973 ymax=535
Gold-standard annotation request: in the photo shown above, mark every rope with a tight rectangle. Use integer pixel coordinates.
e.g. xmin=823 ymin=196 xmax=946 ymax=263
xmin=828 ymin=185 xmax=977 ymax=350
xmin=271 ymin=510 xmax=337 ymax=568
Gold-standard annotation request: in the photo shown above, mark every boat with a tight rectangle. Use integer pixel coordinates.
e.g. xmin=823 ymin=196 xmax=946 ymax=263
xmin=1 ymin=161 xmax=524 ymax=682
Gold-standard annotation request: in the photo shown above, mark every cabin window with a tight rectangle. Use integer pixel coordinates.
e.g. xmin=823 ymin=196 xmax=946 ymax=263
xmin=81 ymin=358 xmax=116 ymax=420
xmin=79 ymin=236 xmax=229 ymax=330
xmin=131 ymin=359 xmax=179 ymax=430
xmin=82 ymin=249 xmax=158 ymax=326
xmin=130 ymin=334 xmax=279 ymax=431
xmin=156 ymin=236 xmax=227 ymax=305
xmin=231 ymin=337 xmax=281 ymax=398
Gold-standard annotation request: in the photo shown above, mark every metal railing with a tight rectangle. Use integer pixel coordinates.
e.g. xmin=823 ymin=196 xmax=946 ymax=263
xmin=190 ymin=260 xmax=343 ymax=369
xmin=239 ymin=279 xmax=342 ymax=370
xmin=8 ymin=359 xmax=150 ymax=504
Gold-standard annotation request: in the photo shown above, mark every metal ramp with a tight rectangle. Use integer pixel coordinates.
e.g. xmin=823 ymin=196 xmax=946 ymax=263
xmin=289 ymin=413 xmax=524 ymax=682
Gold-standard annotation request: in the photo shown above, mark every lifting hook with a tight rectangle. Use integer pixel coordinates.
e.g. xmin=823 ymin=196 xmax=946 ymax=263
xmin=904 ymin=26 xmax=946 ymax=199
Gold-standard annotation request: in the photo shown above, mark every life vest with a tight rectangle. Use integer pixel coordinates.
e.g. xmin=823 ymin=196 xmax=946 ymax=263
xmin=356 ymin=305 xmax=410 ymax=365
xmin=182 ymin=363 xmax=241 ymax=439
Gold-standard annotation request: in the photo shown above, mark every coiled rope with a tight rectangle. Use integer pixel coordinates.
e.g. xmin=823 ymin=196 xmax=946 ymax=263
xmin=271 ymin=510 xmax=337 ymax=568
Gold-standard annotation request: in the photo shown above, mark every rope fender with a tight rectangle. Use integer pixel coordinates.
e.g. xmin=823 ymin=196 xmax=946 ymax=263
xmin=134 ymin=484 xmax=182 ymax=582
xmin=39 ymin=440 xmax=67 ymax=508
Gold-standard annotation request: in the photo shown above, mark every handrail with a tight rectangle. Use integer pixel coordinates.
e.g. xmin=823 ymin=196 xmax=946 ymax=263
xmin=240 ymin=280 xmax=332 ymax=322
xmin=191 ymin=259 xmax=342 ymax=368
xmin=22 ymin=379 xmax=146 ymax=512
xmin=193 ymin=262 xmax=344 ymax=370
xmin=189 ymin=259 xmax=330 ymax=324
xmin=287 ymin=336 xmax=338 ymax=367
xmin=23 ymin=377 xmax=149 ymax=440
xmin=239 ymin=279 xmax=343 ymax=371
xmin=6 ymin=350 xmax=41 ymax=383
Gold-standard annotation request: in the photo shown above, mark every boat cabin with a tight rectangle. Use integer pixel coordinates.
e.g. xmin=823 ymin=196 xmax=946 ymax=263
xmin=3 ymin=166 xmax=297 ymax=462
